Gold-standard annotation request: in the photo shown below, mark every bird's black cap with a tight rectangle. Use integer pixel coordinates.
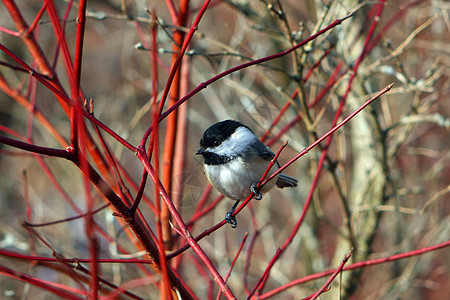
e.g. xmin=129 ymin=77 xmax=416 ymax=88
xmin=199 ymin=120 xmax=248 ymax=149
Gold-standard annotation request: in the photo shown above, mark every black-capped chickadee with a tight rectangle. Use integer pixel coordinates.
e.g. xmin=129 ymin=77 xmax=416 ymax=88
xmin=195 ymin=120 xmax=298 ymax=228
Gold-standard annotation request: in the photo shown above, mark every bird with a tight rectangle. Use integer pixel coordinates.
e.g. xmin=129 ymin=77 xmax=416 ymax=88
xmin=195 ymin=119 xmax=298 ymax=227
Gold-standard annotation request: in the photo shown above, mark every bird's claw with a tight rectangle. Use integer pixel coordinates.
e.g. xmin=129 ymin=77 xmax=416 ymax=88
xmin=251 ymin=183 xmax=263 ymax=200
xmin=225 ymin=200 xmax=240 ymax=228
xmin=225 ymin=212 xmax=237 ymax=228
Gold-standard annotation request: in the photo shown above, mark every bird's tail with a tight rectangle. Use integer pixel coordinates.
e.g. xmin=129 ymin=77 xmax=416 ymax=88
xmin=276 ymin=173 xmax=298 ymax=188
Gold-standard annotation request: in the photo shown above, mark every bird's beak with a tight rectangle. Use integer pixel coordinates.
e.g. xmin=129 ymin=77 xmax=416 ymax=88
xmin=195 ymin=147 xmax=205 ymax=155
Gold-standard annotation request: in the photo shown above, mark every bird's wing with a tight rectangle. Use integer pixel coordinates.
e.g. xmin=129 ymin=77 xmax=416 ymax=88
xmin=249 ymin=141 xmax=275 ymax=161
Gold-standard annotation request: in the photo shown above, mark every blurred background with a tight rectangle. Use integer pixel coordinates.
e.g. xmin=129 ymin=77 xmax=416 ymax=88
xmin=0 ymin=0 xmax=448 ymax=299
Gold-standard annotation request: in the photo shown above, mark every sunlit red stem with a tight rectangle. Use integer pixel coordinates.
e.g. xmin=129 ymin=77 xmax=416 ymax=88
xmin=0 ymin=264 xmax=85 ymax=299
xmin=308 ymin=250 xmax=352 ymax=300
xmin=158 ymin=13 xmax=354 ymax=125
xmin=216 ymin=233 xmax=249 ymax=300
xmin=2 ymin=0 xmax=53 ymax=76
xmin=141 ymin=0 xmax=213 ymax=146
xmin=166 ymin=84 xmax=393 ymax=263
xmin=260 ymin=241 xmax=450 ymax=299
xmin=136 ymin=148 xmax=236 ymax=299
xmin=263 ymin=83 xmax=393 ymax=185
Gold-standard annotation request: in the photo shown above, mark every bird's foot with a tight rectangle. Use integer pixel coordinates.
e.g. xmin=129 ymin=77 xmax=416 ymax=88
xmin=225 ymin=200 xmax=240 ymax=228
xmin=251 ymin=183 xmax=263 ymax=200
xmin=225 ymin=212 xmax=237 ymax=228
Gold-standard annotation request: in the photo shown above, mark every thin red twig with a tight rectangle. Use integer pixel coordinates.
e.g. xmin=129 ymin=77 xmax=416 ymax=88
xmin=308 ymin=250 xmax=352 ymax=300
xmin=216 ymin=233 xmax=249 ymax=300
xmin=260 ymin=241 xmax=450 ymax=299
xmin=165 ymin=84 xmax=393 ymax=264
xmin=264 ymin=83 xmax=393 ymax=185
xmin=253 ymin=83 xmax=393 ymax=295
xmin=0 ymin=265 xmax=85 ymax=299
xmin=0 ymin=43 xmax=136 ymax=151
xmin=141 ymin=0 xmax=212 ymax=146
xmin=136 ymin=149 xmax=236 ymax=299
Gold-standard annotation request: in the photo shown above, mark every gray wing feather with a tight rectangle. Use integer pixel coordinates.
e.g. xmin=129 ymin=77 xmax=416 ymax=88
xmin=247 ymin=140 xmax=298 ymax=188
xmin=250 ymin=141 xmax=275 ymax=160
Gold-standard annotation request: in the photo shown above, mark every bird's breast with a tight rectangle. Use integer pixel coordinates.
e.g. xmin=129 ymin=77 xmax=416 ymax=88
xmin=204 ymin=157 xmax=277 ymax=200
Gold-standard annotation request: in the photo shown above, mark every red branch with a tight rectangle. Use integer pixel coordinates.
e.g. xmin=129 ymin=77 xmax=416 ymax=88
xmin=260 ymin=241 xmax=450 ymax=299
